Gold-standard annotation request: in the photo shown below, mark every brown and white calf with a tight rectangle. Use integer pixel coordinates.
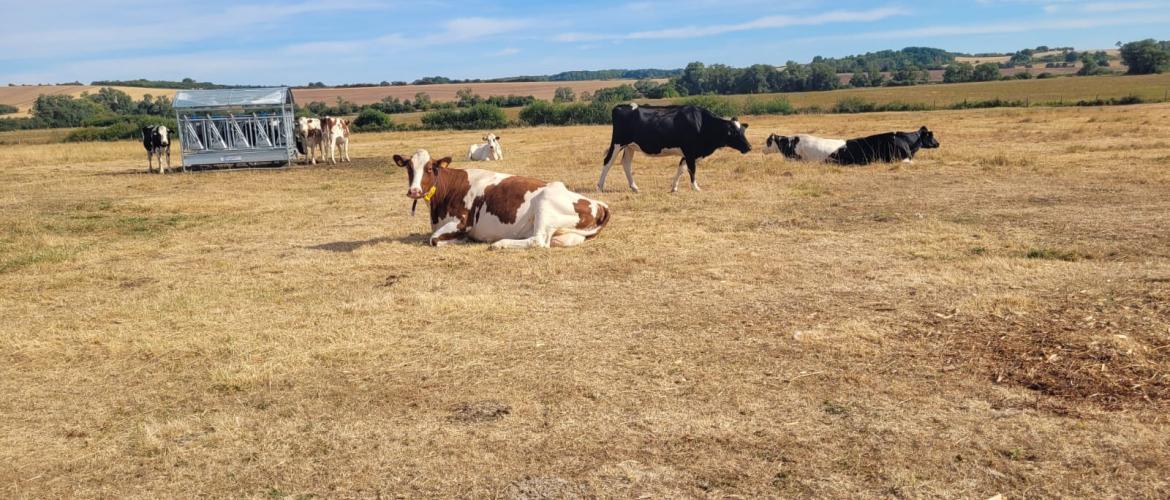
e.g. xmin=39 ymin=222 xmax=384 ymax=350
xmin=394 ymin=149 xmax=611 ymax=249
xmin=322 ymin=116 xmax=351 ymax=164
xmin=295 ymin=117 xmax=324 ymax=164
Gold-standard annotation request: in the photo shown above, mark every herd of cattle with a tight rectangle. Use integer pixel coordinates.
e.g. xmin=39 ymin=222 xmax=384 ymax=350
xmin=141 ymin=103 xmax=939 ymax=249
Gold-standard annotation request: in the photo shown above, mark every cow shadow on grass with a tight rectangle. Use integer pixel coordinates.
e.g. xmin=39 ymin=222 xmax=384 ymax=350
xmin=306 ymin=234 xmax=426 ymax=252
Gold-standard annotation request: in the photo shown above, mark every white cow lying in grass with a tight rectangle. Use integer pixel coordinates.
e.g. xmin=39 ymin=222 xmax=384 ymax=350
xmin=763 ymin=133 xmax=846 ymax=163
xmin=467 ymin=133 xmax=503 ymax=161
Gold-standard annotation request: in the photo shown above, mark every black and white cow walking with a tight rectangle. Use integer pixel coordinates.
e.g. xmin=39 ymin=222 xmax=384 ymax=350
xmin=828 ymin=126 xmax=940 ymax=166
xmin=599 ymin=104 xmax=752 ymax=193
xmin=142 ymin=125 xmax=173 ymax=173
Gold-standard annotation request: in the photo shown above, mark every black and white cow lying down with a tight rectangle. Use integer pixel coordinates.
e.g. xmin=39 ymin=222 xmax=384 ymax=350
xmin=764 ymin=134 xmax=845 ymax=163
xmin=141 ymin=125 xmax=172 ymax=173
xmin=599 ymin=104 xmax=752 ymax=193
xmin=765 ymin=127 xmax=939 ymax=166
xmin=829 ymin=127 xmax=940 ymax=165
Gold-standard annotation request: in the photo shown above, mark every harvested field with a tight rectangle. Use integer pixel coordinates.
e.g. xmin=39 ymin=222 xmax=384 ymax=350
xmin=293 ymin=79 xmax=663 ymax=106
xmin=2 ymin=104 xmax=1170 ymax=498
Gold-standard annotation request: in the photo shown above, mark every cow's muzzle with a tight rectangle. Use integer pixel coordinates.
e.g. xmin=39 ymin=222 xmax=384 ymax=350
xmin=407 ymin=188 xmax=424 ymax=199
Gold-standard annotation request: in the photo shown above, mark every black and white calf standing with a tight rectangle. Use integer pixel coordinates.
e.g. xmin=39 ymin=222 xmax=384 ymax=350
xmin=599 ymin=104 xmax=752 ymax=193
xmin=141 ymin=125 xmax=173 ymax=173
xmin=828 ymin=126 xmax=940 ymax=166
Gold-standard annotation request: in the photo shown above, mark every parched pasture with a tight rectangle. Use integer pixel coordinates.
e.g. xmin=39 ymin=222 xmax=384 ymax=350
xmin=2 ymin=104 xmax=1170 ymax=498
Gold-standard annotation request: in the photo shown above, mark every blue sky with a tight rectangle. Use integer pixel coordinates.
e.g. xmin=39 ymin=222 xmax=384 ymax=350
xmin=1 ymin=0 xmax=1168 ymax=85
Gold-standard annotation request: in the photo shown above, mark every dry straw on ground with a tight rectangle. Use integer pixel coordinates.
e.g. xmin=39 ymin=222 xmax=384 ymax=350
xmin=2 ymin=104 xmax=1169 ymax=497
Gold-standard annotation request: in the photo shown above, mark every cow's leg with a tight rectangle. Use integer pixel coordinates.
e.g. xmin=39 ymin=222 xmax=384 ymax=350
xmin=620 ymin=146 xmax=640 ymax=193
xmin=685 ymin=157 xmax=700 ymax=192
xmin=147 ymin=151 xmax=152 ymax=173
xmin=429 ymin=221 xmax=468 ymax=246
xmin=597 ymin=144 xmax=621 ymax=191
xmin=343 ymin=139 xmax=350 ymax=162
xmin=551 ymin=232 xmax=587 ymax=248
xmin=670 ymin=158 xmax=686 ymax=193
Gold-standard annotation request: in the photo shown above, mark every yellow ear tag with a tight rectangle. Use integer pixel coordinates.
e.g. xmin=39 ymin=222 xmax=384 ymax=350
xmin=423 ymin=186 xmax=437 ymax=202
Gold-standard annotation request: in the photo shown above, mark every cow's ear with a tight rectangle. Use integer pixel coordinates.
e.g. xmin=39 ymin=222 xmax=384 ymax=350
xmin=741 ymin=123 xmax=749 ymax=129
xmin=393 ymin=154 xmax=408 ymax=168
xmin=435 ymin=157 xmax=453 ymax=169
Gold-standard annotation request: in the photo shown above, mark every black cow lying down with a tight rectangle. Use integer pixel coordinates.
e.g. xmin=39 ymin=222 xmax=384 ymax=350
xmin=828 ymin=126 xmax=939 ymax=166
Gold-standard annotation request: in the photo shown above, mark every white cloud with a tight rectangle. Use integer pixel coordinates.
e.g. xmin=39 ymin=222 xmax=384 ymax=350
xmin=800 ymin=13 xmax=1170 ymax=42
xmin=0 ymin=1 xmax=387 ymax=61
xmin=492 ymin=48 xmax=522 ymax=57
xmin=555 ymin=6 xmax=906 ymax=42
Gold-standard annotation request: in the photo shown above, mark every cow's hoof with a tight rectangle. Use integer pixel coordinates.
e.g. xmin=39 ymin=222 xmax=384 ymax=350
xmin=630 ymin=187 xmax=641 ymax=194
xmin=596 ymin=184 xmax=605 ymax=192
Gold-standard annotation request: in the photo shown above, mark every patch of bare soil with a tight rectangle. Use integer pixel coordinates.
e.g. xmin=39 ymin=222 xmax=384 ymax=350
xmin=449 ymin=400 xmax=512 ymax=423
xmin=929 ymin=284 xmax=1170 ymax=411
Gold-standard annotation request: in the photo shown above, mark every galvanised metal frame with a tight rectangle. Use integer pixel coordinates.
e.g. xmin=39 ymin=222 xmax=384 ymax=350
xmin=174 ymin=88 xmax=296 ymax=168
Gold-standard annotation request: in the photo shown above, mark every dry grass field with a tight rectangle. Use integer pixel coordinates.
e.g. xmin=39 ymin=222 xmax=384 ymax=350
xmin=2 ymin=103 xmax=1170 ymax=498
xmin=293 ymin=80 xmax=664 ymax=106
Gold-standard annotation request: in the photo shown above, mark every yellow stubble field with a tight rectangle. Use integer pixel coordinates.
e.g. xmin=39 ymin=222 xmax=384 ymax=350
xmin=1 ymin=103 xmax=1169 ymax=498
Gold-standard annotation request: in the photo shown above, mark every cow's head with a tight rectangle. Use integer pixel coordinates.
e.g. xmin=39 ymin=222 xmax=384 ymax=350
xmin=393 ymin=149 xmax=453 ymax=199
xmin=763 ymin=134 xmax=799 ymax=159
xmin=484 ymin=133 xmax=503 ymax=160
xmin=295 ymin=117 xmax=319 ymax=136
xmin=726 ymin=118 xmax=752 ymax=154
xmin=155 ymin=125 xmax=169 ymax=145
xmin=917 ymin=126 xmax=940 ymax=149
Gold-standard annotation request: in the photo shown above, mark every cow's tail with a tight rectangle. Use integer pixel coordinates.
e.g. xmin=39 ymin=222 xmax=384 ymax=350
xmin=602 ymin=143 xmax=618 ymax=166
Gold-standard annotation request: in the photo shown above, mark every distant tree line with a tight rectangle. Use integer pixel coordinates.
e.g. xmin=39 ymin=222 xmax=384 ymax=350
xmin=89 ymin=78 xmax=259 ymax=90
xmin=0 ymin=87 xmax=176 ymax=138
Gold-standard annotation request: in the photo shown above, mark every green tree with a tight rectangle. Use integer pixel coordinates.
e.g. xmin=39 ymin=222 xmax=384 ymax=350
xmin=805 ymin=63 xmax=839 ymax=91
xmin=455 ymin=88 xmax=479 ymax=107
xmin=943 ymin=62 xmax=975 ymax=83
xmin=677 ymin=62 xmax=707 ymax=95
xmin=591 ymin=84 xmax=639 ymax=103
xmin=1008 ymin=52 xmax=1032 ymax=67
xmin=734 ymin=64 xmax=772 ymax=94
xmin=32 ymin=94 xmax=110 ymax=127
xmin=972 ymin=63 xmax=1001 ymax=81
xmin=413 ymin=92 xmax=432 ymax=110
xmin=1119 ymin=39 xmax=1170 ymax=74
xmin=848 ymin=70 xmax=871 ymax=88
xmin=552 ymin=87 xmax=576 ymax=103
xmin=352 ymin=109 xmax=396 ymax=132
xmin=85 ymin=87 xmax=134 ymax=114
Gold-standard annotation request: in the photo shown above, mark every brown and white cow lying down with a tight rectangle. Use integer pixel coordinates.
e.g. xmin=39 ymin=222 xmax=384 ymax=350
xmin=394 ymin=149 xmax=611 ymax=249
